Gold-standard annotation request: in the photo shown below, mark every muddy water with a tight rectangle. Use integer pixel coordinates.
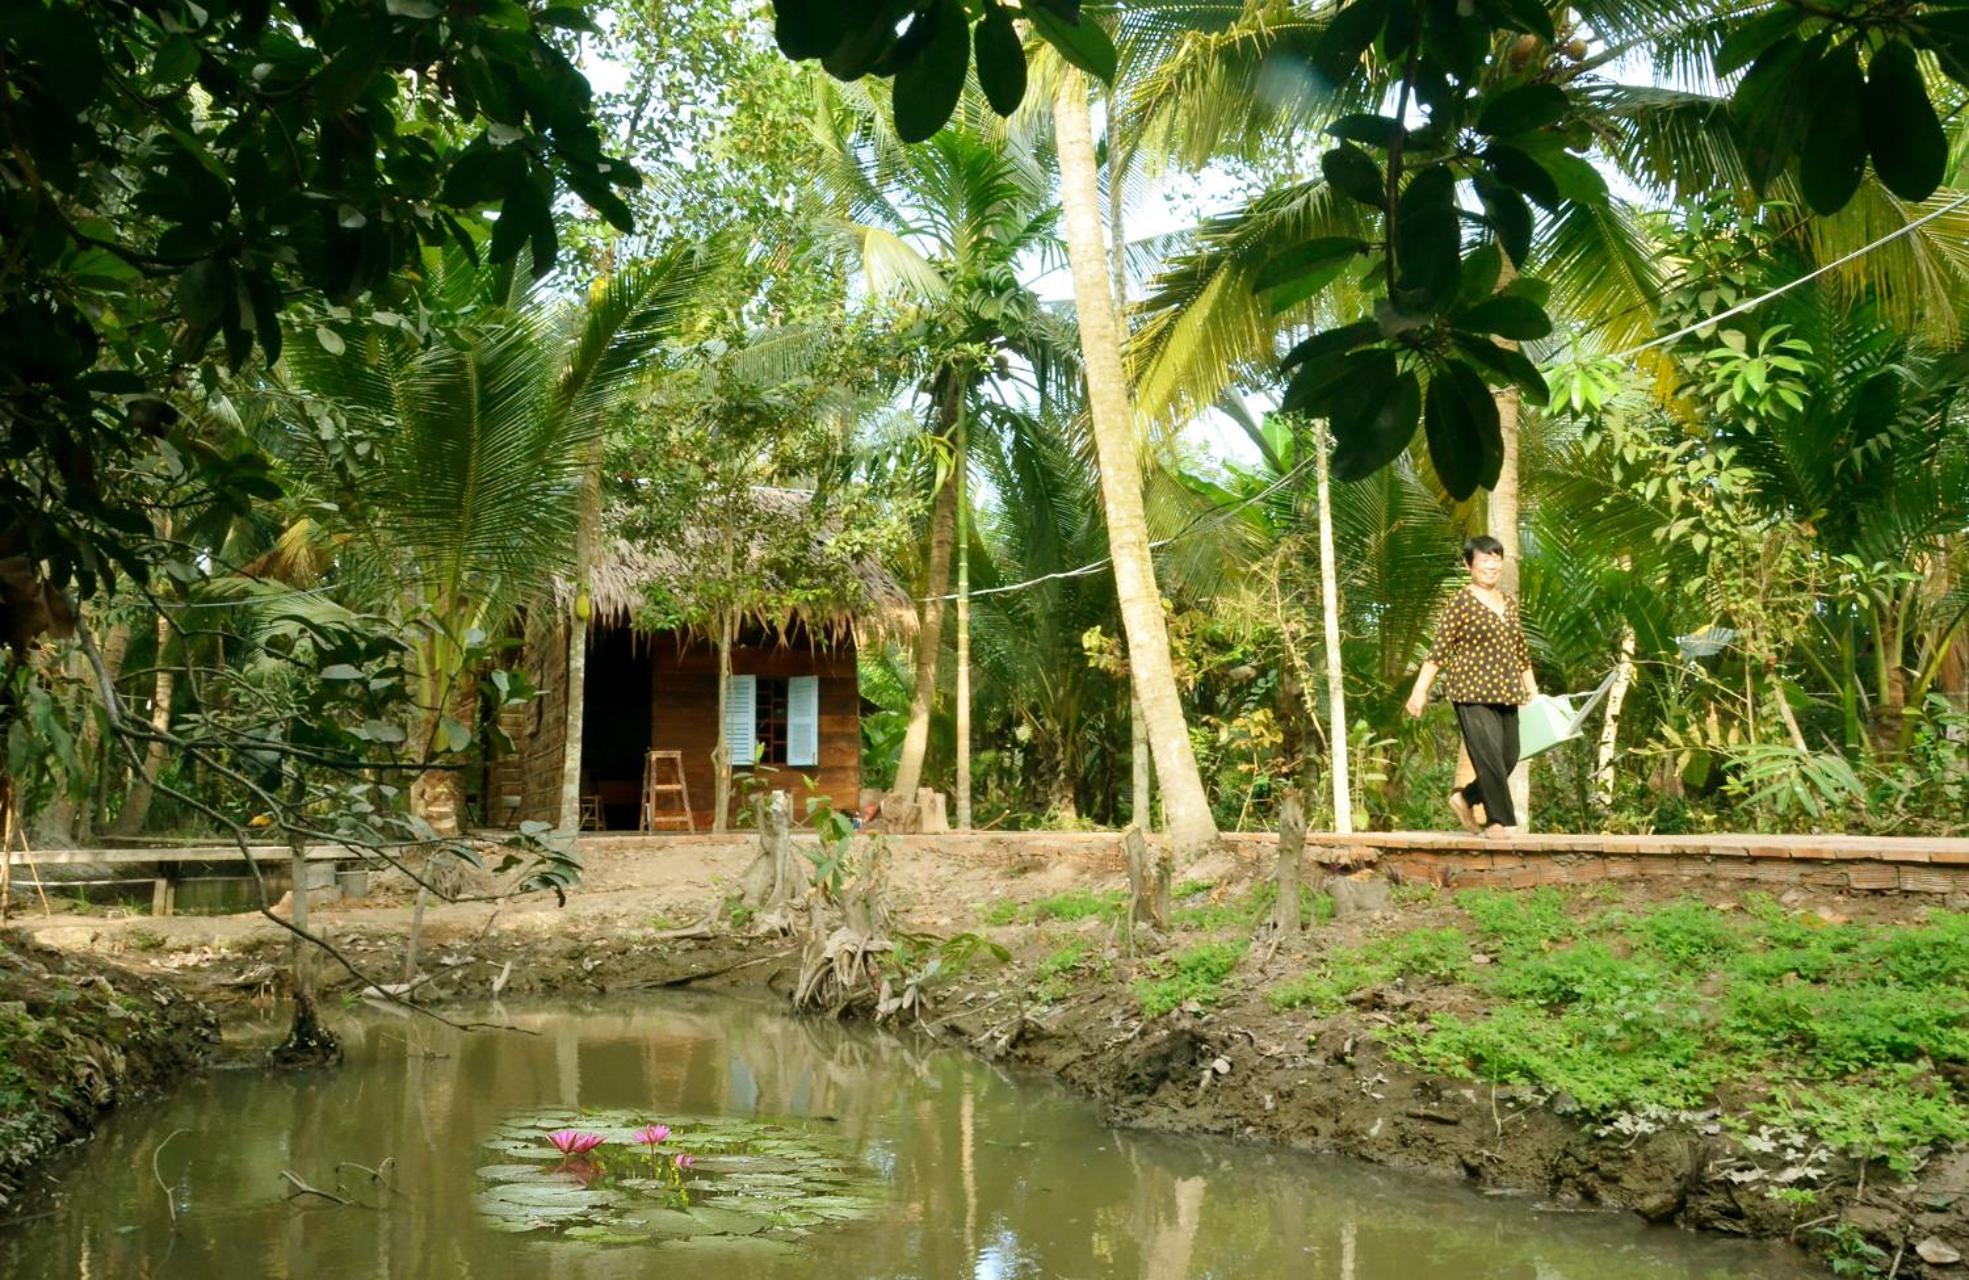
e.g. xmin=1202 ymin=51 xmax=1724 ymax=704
xmin=2 ymin=993 xmax=1815 ymax=1279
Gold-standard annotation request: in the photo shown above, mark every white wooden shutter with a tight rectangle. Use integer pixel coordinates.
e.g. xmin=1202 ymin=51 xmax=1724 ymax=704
xmin=724 ymin=675 xmax=757 ymax=766
xmin=787 ymin=675 xmax=820 ymax=767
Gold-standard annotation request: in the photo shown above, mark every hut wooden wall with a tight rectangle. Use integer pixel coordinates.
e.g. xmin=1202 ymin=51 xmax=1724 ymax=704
xmin=500 ymin=621 xmax=862 ymax=831
xmin=645 ymin=632 xmax=861 ymax=832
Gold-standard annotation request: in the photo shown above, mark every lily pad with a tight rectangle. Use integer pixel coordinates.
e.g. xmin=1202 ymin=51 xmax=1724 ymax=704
xmin=474 ymin=1107 xmax=884 ymax=1250
xmin=651 ymin=1234 xmax=809 ymax=1260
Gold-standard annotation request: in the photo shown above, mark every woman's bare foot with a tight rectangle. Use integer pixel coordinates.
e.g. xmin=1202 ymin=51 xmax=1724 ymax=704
xmin=1447 ymin=792 xmax=1482 ymax=834
xmin=1482 ymin=824 xmax=1513 ymax=840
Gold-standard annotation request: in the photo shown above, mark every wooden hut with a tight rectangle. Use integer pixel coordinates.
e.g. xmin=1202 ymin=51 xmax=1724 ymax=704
xmin=491 ymin=490 xmax=913 ymax=832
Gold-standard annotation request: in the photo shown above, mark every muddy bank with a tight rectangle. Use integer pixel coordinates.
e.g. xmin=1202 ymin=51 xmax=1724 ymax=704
xmin=13 ymin=836 xmax=1967 ymax=1274
xmin=0 ymin=935 xmax=218 ymax=1214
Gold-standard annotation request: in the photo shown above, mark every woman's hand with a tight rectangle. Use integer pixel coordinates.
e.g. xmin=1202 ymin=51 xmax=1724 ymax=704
xmin=1404 ymin=689 xmax=1427 ymax=718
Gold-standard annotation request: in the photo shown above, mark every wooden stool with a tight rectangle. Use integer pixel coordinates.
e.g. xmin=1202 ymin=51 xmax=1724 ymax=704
xmin=640 ymin=750 xmax=695 ymax=833
xmin=578 ymin=795 xmax=604 ymax=831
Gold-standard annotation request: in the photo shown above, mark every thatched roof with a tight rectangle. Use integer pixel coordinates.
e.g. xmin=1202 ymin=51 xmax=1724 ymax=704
xmin=567 ymin=486 xmax=916 ymax=644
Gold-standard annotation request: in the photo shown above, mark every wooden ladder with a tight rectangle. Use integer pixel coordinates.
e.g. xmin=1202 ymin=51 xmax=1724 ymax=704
xmin=640 ymin=749 xmax=695 ymax=833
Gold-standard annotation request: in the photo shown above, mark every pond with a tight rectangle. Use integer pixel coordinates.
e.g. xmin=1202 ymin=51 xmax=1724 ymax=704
xmin=2 ymin=993 xmax=1818 ymax=1278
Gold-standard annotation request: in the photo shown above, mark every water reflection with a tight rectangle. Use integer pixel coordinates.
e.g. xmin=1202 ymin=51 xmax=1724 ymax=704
xmin=2 ymin=993 xmax=1814 ymax=1279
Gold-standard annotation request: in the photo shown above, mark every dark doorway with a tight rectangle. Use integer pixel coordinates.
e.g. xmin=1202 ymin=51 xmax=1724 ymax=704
xmin=581 ymin=623 xmax=652 ymax=829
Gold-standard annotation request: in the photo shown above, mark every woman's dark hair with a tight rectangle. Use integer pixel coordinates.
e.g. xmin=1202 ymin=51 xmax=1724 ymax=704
xmin=1462 ymin=535 xmax=1506 ymax=564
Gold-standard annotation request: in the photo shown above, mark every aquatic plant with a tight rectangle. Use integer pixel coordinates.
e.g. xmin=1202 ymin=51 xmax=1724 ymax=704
xmin=478 ymin=1109 xmax=882 ymax=1251
xmin=546 ymin=1130 xmax=607 ymax=1158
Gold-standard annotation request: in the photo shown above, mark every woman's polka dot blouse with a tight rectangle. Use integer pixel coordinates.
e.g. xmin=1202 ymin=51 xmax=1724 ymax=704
xmin=1427 ymin=589 xmax=1533 ymax=705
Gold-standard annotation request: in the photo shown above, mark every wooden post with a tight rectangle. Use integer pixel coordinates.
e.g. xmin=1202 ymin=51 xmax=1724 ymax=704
xmin=1273 ymin=791 xmax=1306 ymax=935
xmin=151 ymin=875 xmax=175 ymax=918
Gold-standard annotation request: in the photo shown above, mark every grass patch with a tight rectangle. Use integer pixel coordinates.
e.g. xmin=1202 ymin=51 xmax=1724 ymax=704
xmin=1171 ymin=881 xmax=1330 ymax=932
xmin=1031 ymin=939 xmax=1105 ymax=1003
xmin=1265 ymin=889 xmax=1969 ymax=1172
xmin=981 ymin=889 xmax=1126 ymax=928
xmin=1136 ymin=939 xmax=1247 ymax=1017
xmin=1268 ymin=926 xmax=1472 ymax=1012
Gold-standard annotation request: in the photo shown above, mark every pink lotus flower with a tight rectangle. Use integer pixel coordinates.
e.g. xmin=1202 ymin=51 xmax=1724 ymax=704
xmin=546 ymin=1129 xmax=606 ymax=1157
xmin=674 ymin=1153 xmax=695 ymax=1172
xmin=633 ymin=1124 xmax=671 ymax=1148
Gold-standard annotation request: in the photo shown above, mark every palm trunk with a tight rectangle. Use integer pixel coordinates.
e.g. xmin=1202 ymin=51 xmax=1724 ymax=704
xmin=1314 ymin=425 xmax=1353 ymax=834
xmin=1594 ymin=623 xmax=1637 ymax=809
xmin=713 ymin=607 xmax=735 ymax=833
xmin=954 ymin=388 xmax=972 ymax=830
xmin=1108 ymin=114 xmax=1153 ymax=833
xmin=1130 ymin=693 xmax=1153 ymax=829
xmin=559 ymin=438 xmax=605 ymax=832
xmin=410 ymin=669 xmax=477 ymax=837
xmin=557 ymin=615 xmax=589 ymax=831
xmin=108 ymin=609 xmax=174 ymax=838
xmin=46 ymin=619 xmax=129 ymax=845
xmin=893 ymin=440 xmax=958 ymax=801
xmin=1487 ymin=257 xmax=1530 ymax=830
xmin=1055 ymin=72 xmax=1218 ymax=855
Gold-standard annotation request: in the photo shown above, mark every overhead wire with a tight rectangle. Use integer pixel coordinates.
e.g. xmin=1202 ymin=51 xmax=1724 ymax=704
xmin=921 ymin=451 xmax=1316 ymax=602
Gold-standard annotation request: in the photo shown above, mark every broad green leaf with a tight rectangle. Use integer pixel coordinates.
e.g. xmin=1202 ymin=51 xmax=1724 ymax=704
xmin=1326 ymin=113 xmax=1404 ymax=149
xmin=176 ymin=258 xmax=229 ymax=327
xmin=1282 ymin=319 xmax=1378 ymax=372
xmin=1316 ymin=0 xmax=1388 ymax=81
xmin=1733 ymin=34 xmax=1828 ymax=194
xmin=1321 ymin=143 xmax=1385 ymax=208
xmin=1864 ymin=40 xmax=1947 ymax=202
xmin=1331 ymin=361 xmax=1421 ymax=482
xmin=1472 ymin=174 xmax=1532 ymax=265
xmin=1455 ymin=334 xmax=1549 ymax=406
xmin=536 ymin=6 xmax=601 ymax=32
xmin=1799 ymin=44 xmax=1865 ymax=215
xmin=894 ymin=0 xmax=969 ymax=142
xmin=1488 ymin=0 xmax=1554 ymax=42
xmin=1476 ymin=83 xmax=1568 ymax=136
xmin=772 ymin=0 xmax=851 ymax=60
xmin=1424 ymin=362 xmax=1491 ymax=499
xmin=1252 ymin=237 xmax=1366 ymax=312
xmin=1457 ymin=295 xmax=1551 ymax=340
xmin=1715 ymin=4 xmax=1805 ymax=76
xmin=1027 ymin=3 xmax=1117 ymax=83
xmin=439 ymin=716 xmax=473 ymax=753
xmin=974 ymin=4 xmax=1026 ymax=116
xmin=1456 ymin=241 xmax=1503 ymax=309
xmin=151 ymin=35 xmax=200 ymax=85
xmin=1394 ymin=165 xmax=1460 ymax=311
xmin=1482 ymin=143 xmax=1559 ymax=209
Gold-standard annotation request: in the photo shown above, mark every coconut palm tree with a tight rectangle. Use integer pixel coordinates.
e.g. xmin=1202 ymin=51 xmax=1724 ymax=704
xmin=267 ymin=243 xmax=714 ymax=834
xmin=1053 ymin=66 xmax=1223 ymax=853
xmin=809 ymin=80 xmax=1078 ymax=827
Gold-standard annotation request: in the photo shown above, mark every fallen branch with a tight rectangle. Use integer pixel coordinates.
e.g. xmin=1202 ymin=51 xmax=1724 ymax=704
xmin=281 ymin=1169 xmax=356 ymax=1206
xmin=151 ymin=1127 xmax=188 ymax=1232
xmin=653 ymin=950 xmax=795 ymax=988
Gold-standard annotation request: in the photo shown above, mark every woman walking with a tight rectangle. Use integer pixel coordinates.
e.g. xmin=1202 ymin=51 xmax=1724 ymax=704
xmin=1404 ymin=536 xmax=1538 ymax=837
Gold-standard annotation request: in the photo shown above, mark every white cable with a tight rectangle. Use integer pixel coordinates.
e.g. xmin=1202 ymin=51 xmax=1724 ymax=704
xmin=1610 ymin=190 xmax=1969 ymax=360
xmin=920 ymin=453 xmax=1317 ymax=603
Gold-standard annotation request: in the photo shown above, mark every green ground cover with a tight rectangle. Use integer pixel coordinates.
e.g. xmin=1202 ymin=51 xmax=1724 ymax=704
xmin=1269 ymin=888 xmax=1969 ymax=1172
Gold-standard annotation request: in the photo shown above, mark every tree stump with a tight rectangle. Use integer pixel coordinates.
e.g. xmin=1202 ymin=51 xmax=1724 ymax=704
xmin=1329 ymin=872 xmax=1392 ymax=917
